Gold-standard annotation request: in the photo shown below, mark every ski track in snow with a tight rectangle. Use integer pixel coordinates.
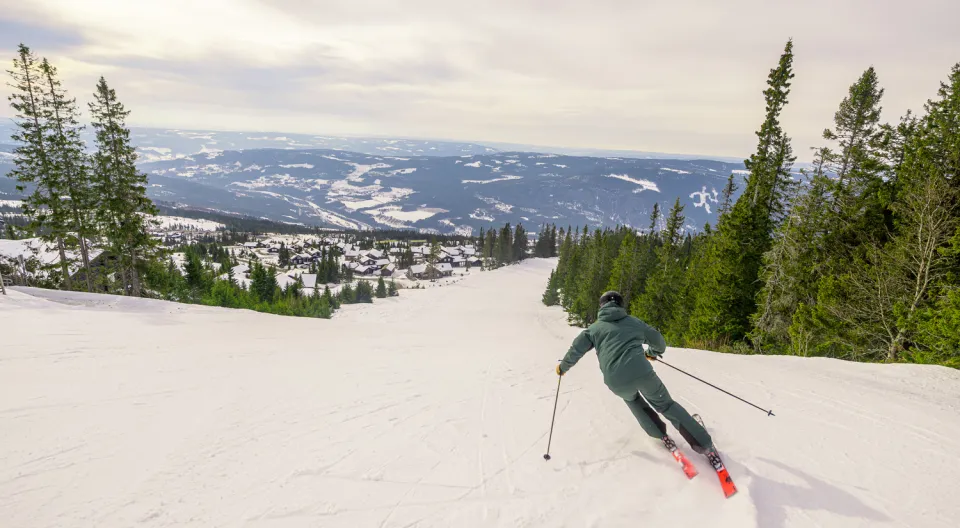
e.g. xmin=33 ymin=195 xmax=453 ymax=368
xmin=2 ymin=259 xmax=960 ymax=527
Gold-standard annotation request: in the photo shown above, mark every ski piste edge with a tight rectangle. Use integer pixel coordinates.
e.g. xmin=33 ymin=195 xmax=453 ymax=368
xmin=662 ymin=436 xmax=699 ymax=479
xmin=693 ymin=414 xmax=738 ymax=499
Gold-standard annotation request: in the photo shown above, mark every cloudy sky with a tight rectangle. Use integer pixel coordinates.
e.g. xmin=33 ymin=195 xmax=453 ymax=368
xmin=1 ymin=0 xmax=958 ymax=160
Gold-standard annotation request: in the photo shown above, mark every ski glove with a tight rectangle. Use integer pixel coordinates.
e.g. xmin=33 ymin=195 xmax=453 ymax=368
xmin=556 ymin=364 xmax=565 ymax=376
xmin=643 ymin=344 xmax=663 ymax=361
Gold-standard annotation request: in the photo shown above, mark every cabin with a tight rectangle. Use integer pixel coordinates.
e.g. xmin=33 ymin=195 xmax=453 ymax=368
xmin=291 ymin=253 xmax=312 ymax=266
xmin=379 ymin=263 xmax=397 ymax=277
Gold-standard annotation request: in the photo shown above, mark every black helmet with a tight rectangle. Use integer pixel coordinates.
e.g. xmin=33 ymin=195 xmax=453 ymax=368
xmin=599 ymin=291 xmax=624 ymax=308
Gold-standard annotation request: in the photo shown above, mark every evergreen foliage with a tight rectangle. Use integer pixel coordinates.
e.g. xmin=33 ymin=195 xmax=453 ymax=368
xmin=544 ymin=44 xmax=960 ymax=369
xmin=88 ymin=76 xmax=160 ymax=296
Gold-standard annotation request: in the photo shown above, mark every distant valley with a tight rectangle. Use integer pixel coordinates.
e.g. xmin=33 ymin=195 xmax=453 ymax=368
xmin=0 ymin=127 xmax=747 ymax=234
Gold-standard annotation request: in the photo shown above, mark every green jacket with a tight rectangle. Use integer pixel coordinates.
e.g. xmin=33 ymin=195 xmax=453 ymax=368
xmin=559 ymin=304 xmax=667 ymax=387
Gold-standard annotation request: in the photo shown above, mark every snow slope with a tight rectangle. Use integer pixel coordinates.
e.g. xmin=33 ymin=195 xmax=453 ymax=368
xmin=2 ymin=260 xmax=959 ymax=527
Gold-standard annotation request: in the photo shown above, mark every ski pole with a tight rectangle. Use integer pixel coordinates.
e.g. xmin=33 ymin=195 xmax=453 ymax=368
xmin=543 ymin=374 xmax=563 ymax=460
xmin=657 ymin=359 xmax=775 ymax=417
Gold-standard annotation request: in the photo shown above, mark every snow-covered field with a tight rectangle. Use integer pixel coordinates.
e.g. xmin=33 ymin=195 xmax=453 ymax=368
xmin=149 ymin=215 xmax=225 ymax=231
xmin=2 ymin=259 xmax=959 ymax=527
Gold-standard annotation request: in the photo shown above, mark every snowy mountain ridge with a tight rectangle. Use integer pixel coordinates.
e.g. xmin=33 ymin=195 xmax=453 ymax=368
xmin=2 ymin=259 xmax=959 ymax=527
xmin=0 ymin=127 xmax=747 ymax=233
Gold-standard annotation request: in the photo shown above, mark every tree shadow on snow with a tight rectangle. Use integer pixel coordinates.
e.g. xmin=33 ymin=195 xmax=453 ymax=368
xmin=740 ymin=457 xmax=890 ymax=527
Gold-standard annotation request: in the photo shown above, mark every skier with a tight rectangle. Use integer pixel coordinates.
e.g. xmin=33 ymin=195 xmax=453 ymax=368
xmin=555 ymin=291 xmax=714 ymax=455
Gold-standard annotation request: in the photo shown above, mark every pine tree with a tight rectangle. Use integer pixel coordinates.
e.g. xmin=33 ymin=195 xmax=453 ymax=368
xmin=339 ymin=283 xmax=356 ymax=304
xmin=499 ymin=223 xmax=513 ymax=265
xmin=355 ymin=280 xmax=374 ymax=303
xmin=542 ymin=269 xmax=560 ymax=306
xmin=717 ymin=174 xmax=738 ymax=218
xmin=322 ymin=285 xmax=339 ymax=309
xmin=549 ymin=225 xmax=558 ymax=257
xmin=7 ymin=44 xmax=73 ymax=288
xmin=39 ymin=57 xmax=97 ymax=291
xmin=513 ymin=223 xmax=527 ymax=261
xmin=88 ymin=76 xmax=159 ymax=295
xmin=687 ymin=40 xmax=797 ymax=346
xmin=633 ymin=198 xmax=687 ymax=336
xmin=375 ymin=276 xmax=387 ymax=298
xmin=483 ymin=228 xmax=497 ymax=266
xmin=388 ymin=280 xmax=398 ymax=297
xmin=606 ymin=231 xmax=640 ymax=306
xmin=648 ymin=202 xmax=661 ymax=234
xmin=249 ymin=261 xmax=278 ymax=303
xmin=752 ymin=68 xmax=887 ymax=354
xmin=751 ymin=155 xmax=831 ymax=353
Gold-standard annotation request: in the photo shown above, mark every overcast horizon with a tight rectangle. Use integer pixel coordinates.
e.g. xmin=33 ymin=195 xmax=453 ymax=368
xmin=2 ymin=0 xmax=959 ymax=161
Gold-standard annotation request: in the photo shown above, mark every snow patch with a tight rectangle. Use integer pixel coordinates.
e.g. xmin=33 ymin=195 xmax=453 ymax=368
xmin=689 ymin=187 xmax=720 ymax=214
xmin=279 ymin=163 xmax=315 ymax=169
xmin=606 ymin=174 xmax=660 ymax=192
xmin=461 ymin=175 xmax=523 ymax=185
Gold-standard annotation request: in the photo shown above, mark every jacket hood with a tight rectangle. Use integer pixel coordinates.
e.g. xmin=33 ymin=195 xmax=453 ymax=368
xmin=597 ymin=303 xmax=629 ymax=322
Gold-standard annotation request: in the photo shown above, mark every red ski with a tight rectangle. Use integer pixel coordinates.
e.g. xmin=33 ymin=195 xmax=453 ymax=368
xmin=662 ymin=436 xmax=698 ymax=479
xmin=705 ymin=450 xmax=738 ymax=498
xmin=692 ymin=414 xmax=738 ymax=498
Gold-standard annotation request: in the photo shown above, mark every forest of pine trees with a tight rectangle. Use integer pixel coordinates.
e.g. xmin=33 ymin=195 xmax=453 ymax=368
xmin=545 ymin=41 xmax=960 ymax=369
xmin=7 ymin=44 xmax=159 ymax=294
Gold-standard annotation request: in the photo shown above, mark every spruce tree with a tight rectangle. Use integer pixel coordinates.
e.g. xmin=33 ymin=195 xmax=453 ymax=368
xmin=375 ymin=276 xmax=387 ymax=298
xmin=687 ymin=40 xmax=796 ymax=345
xmin=39 ymin=58 xmax=97 ymax=291
xmin=355 ymin=280 xmax=373 ymax=303
xmin=7 ymin=44 xmax=73 ymax=288
xmin=549 ymin=225 xmax=558 ymax=257
xmin=499 ymin=223 xmax=513 ymax=265
xmin=542 ymin=269 xmax=560 ymax=306
xmin=513 ymin=223 xmax=527 ymax=261
xmin=88 ymin=76 xmax=159 ymax=295
xmin=633 ymin=198 xmax=687 ymax=336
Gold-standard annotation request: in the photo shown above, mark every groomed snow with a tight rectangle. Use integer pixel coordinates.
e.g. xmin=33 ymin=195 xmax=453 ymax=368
xmin=2 ymin=260 xmax=959 ymax=527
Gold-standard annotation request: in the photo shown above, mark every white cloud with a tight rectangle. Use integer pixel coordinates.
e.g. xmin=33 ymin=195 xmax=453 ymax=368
xmin=4 ymin=0 xmax=959 ymax=160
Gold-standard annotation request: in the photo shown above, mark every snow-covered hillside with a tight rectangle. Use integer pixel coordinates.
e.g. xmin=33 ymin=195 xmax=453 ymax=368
xmin=2 ymin=260 xmax=959 ymax=527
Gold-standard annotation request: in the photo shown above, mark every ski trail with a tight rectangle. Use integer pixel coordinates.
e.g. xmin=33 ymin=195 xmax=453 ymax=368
xmin=2 ymin=260 xmax=960 ymax=527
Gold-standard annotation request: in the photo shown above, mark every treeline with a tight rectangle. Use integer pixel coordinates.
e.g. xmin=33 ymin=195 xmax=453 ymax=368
xmin=143 ymin=241 xmax=398 ymax=319
xmin=545 ymin=41 xmax=960 ymax=369
xmin=476 ymin=223 xmax=558 ymax=268
xmin=7 ymin=44 xmax=158 ymax=295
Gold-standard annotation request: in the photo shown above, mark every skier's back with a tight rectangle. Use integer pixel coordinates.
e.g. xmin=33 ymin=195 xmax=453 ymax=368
xmin=556 ymin=291 xmax=714 ymax=453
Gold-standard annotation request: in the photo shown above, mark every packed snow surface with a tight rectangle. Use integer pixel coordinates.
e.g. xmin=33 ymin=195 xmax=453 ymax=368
xmin=2 ymin=259 xmax=960 ymax=527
